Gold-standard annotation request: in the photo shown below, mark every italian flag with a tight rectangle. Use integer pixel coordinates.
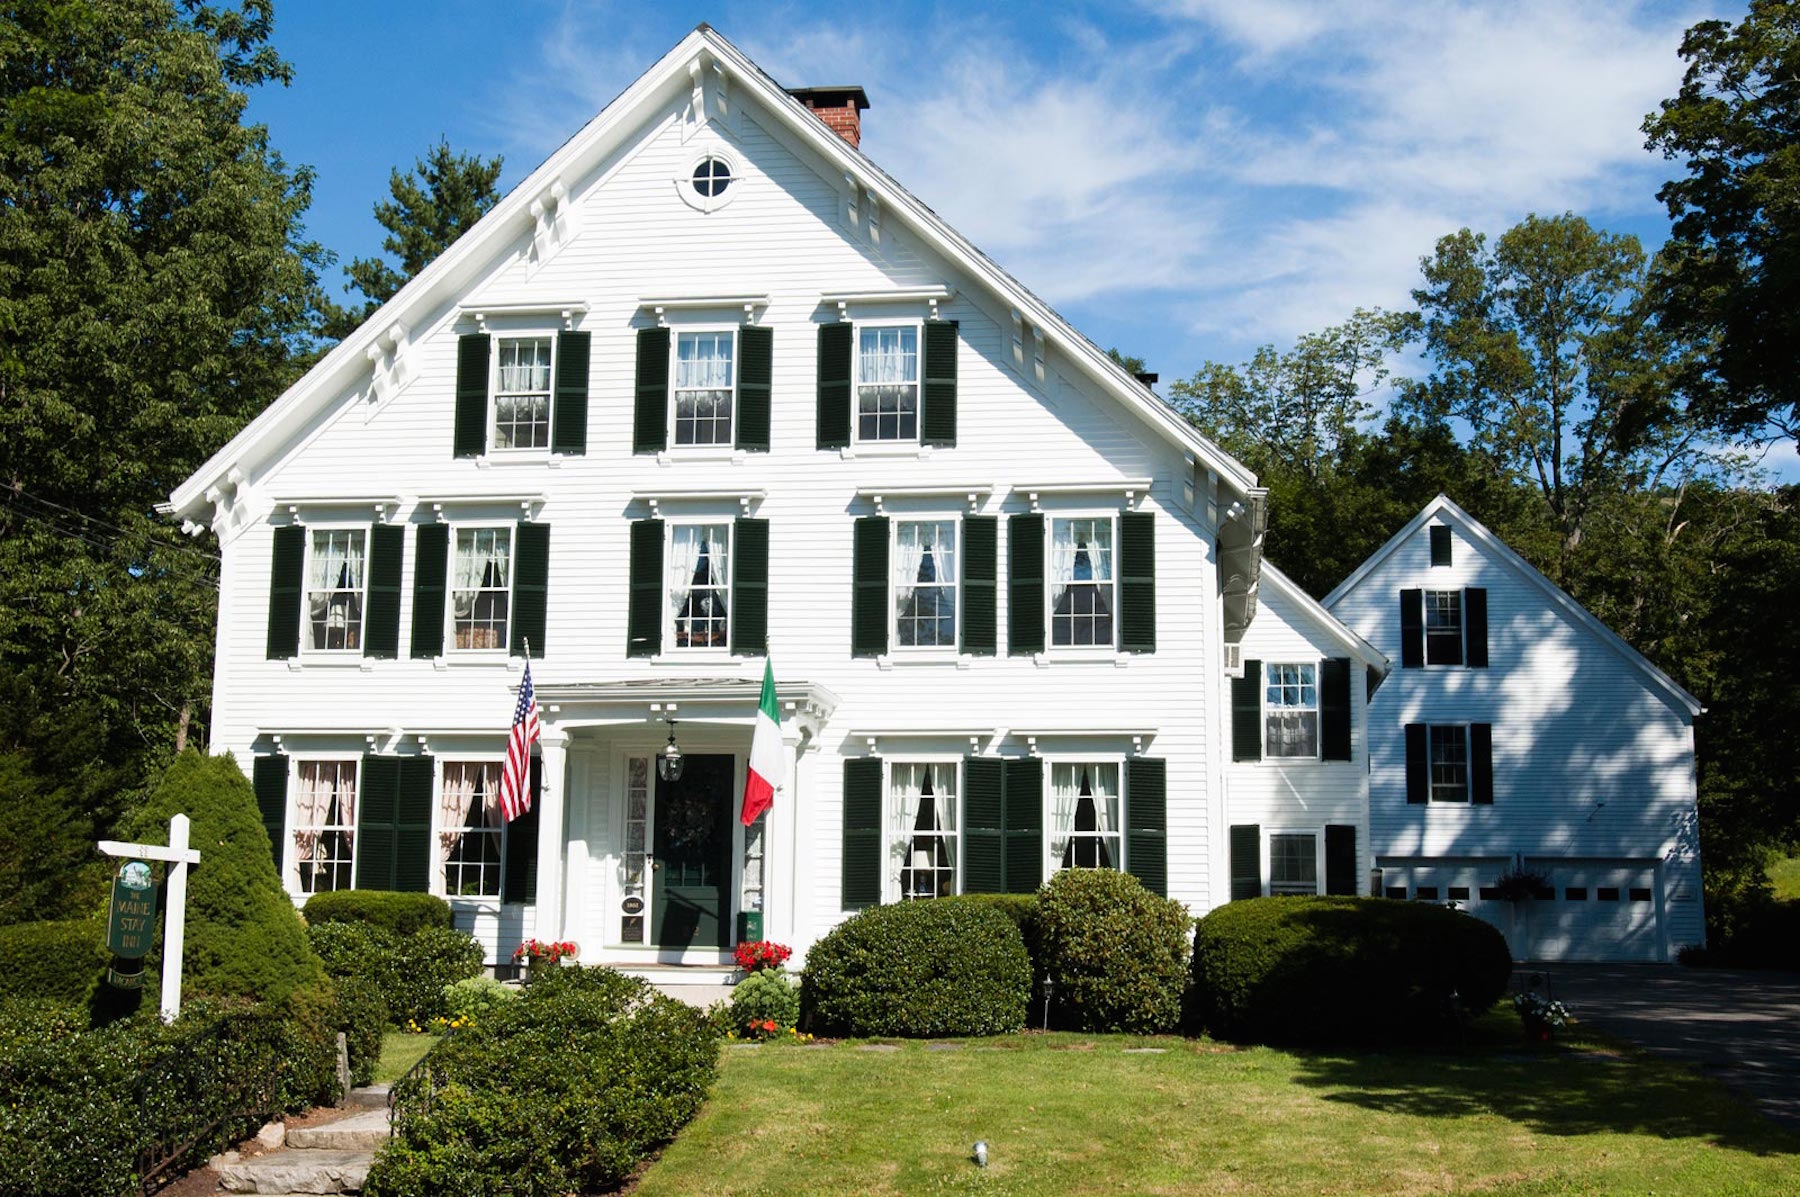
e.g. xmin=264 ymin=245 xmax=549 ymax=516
xmin=741 ymin=658 xmax=783 ymax=826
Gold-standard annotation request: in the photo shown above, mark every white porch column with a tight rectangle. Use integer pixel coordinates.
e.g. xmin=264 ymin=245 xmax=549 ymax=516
xmin=534 ymin=731 xmax=570 ymax=941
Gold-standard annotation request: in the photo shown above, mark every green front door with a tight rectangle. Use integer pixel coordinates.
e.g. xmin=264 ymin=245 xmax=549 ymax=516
xmin=652 ymin=754 xmax=734 ymax=950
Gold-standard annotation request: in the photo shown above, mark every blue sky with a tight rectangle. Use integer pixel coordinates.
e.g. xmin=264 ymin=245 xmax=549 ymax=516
xmin=252 ymin=0 xmax=1731 ymax=392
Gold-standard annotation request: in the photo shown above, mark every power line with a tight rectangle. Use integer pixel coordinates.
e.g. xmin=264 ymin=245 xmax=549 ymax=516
xmin=4 ymin=487 xmax=222 ymax=565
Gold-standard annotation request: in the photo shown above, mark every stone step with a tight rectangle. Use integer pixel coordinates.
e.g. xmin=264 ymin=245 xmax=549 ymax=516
xmin=343 ymin=1084 xmax=389 ymax=1109
xmin=285 ymin=1108 xmax=392 ymax=1152
xmin=215 ymin=1147 xmax=371 ymax=1194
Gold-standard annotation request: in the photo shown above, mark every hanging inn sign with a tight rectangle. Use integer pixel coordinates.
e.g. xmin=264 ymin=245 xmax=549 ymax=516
xmin=98 ymin=813 xmax=201 ymax=1022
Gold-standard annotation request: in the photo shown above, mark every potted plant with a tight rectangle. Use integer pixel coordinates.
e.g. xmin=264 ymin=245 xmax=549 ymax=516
xmin=512 ymin=938 xmax=579 ymax=982
xmin=1513 ymin=991 xmax=1569 ymax=1042
xmin=733 ymin=940 xmax=792 ymax=974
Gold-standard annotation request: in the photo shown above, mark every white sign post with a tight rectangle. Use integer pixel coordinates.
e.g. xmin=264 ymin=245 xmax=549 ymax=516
xmin=99 ymin=813 xmax=202 ymax=1024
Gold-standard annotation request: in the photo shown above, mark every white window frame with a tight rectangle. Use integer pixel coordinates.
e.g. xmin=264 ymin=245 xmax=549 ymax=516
xmin=852 ymin=320 xmax=924 ymax=446
xmin=436 ymin=757 xmax=508 ymax=904
xmin=884 ymin=757 xmax=962 ymax=903
xmin=669 ymin=326 xmax=738 ymax=449
xmin=301 ymin=524 xmax=369 ymax=655
xmin=890 ymin=515 xmax=961 ymax=655
xmin=1263 ymin=826 xmax=1325 ymax=897
xmin=678 ymin=150 xmax=742 ymax=214
xmin=1423 ymin=589 xmax=1466 ymax=667
xmin=288 ymin=755 xmax=361 ymax=896
xmin=663 ymin=518 xmax=734 ymax=655
xmin=1263 ymin=661 xmax=1321 ymax=760
xmin=446 ymin=523 xmax=515 ymax=656
xmin=1426 ymin=724 xmax=1471 ymax=803
xmin=1047 ymin=512 xmax=1120 ymax=654
xmin=488 ymin=333 xmax=557 ymax=454
xmin=1043 ymin=754 xmax=1126 ymax=880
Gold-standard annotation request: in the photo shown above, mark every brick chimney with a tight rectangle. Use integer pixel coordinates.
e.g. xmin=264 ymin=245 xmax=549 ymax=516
xmin=786 ymin=86 xmax=870 ymax=150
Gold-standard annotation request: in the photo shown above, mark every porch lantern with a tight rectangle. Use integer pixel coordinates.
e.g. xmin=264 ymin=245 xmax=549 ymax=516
xmin=658 ymin=720 xmax=685 ymax=782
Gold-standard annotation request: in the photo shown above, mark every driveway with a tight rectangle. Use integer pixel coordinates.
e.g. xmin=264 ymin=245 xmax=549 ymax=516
xmin=1538 ymin=963 xmax=1800 ymax=1129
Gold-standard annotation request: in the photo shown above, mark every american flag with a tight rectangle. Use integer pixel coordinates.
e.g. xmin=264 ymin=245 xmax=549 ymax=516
xmin=499 ymin=658 xmax=541 ymax=822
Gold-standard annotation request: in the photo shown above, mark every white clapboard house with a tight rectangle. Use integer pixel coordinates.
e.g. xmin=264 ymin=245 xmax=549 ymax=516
xmin=1324 ymin=496 xmax=1706 ymax=961
xmin=164 ymin=27 xmax=1696 ymax=974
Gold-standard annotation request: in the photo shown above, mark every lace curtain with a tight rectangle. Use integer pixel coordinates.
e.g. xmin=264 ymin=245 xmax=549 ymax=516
xmin=858 ymin=327 xmax=917 ymax=385
xmin=1050 ymin=762 xmax=1118 ymax=870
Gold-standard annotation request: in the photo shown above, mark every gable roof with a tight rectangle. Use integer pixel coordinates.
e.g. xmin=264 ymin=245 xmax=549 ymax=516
xmin=1261 ymin=562 xmax=1389 ymax=672
xmin=1322 ymin=494 xmax=1704 ymax=719
xmin=168 ymin=24 xmax=1257 ymax=519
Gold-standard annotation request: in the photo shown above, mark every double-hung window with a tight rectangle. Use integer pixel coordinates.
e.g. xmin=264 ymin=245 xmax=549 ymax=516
xmin=493 ymin=337 xmax=553 ymax=450
xmin=452 ymin=527 xmax=512 ymax=651
xmin=1428 ymin=725 xmax=1470 ymax=802
xmin=293 ymin=760 xmax=357 ymax=894
xmin=1264 ymin=663 xmax=1319 ymax=758
xmin=307 ymin=529 xmax=365 ymax=652
xmin=856 ymin=324 xmax=920 ymax=442
xmin=1049 ymin=761 xmax=1120 ymax=872
xmin=674 ymin=331 xmax=735 ymax=446
xmin=890 ymin=761 xmax=957 ymax=900
xmin=894 ymin=519 xmax=957 ymax=648
xmin=440 ymin=762 xmax=504 ymax=898
xmin=1425 ymin=590 xmax=1464 ymax=665
xmin=669 ymin=523 xmax=730 ymax=649
xmin=1269 ymin=832 xmax=1318 ymax=895
xmin=1051 ymin=517 xmax=1114 ymax=648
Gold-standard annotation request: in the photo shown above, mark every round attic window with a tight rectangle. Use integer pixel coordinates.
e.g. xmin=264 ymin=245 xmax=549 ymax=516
xmin=677 ymin=152 xmax=741 ymax=213
xmin=692 ymin=157 xmax=734 ymax=198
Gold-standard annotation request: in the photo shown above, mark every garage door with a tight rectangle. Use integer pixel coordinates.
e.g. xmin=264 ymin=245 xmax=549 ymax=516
xmin=1381 ymin=859 xmax=1664 ymax=962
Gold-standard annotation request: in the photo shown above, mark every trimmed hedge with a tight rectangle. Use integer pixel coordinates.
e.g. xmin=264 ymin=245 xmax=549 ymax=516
xmin=1192 ymin=896 xmax=1513 ymax=1045
xmin=0 ymin=919 xmax=107 ymax=1006
xmin=334 ymin=975 xmax=389 ymax=1088
xmin=1035 ymin=869 xmax=1191 ymax=1033
xmin=801 ymin=900 xmax=1031 ymax=1037
xmin=364 ymin=966 xmax=718 ymax=1196
xmin=309 ymin=922 xmax=484 ymax=1025
xmin=303 ymin=891 xmax=453 ymax=937
xmin=0 ymin=998 xmax=337 ymax=1197
xmin=442 ymin=975 xmax=518 ymax=1026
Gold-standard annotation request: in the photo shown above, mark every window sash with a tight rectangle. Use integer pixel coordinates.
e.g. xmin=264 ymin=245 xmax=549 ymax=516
xmin=440 ymin=761 xmax=504 ymax=899
xmin=1429 ymin=725 xmax=1470 ymax=802
xmin=293 ymin=760 xmax=357 ymax=894
xmin=673 ymin=331 xmax=735 ymax=446
xmin=1269 ymin=832 xmax=1318 ymax=895
xmin=451 ymin=527 xmax=512 ymax=651
xmin=493 ymin=337 xmax=553 ymax=451
xmin=1264 ymin=663 xmax=1319 ymax=758
xmin=856 ymin=325 xmax=919 ymax=442
xmin=1425 ymin=590 xmax=1464 ymax=666
xmin=306 ymin=529 xmax=365 ymax=652
xmin=1050 ymin=517 xmax=1115 ymax=648
xmin=893 ymin=519 xmax=958 ymax=649
xmin=668 ymin=523 xmax=731 ymax=650
xmin=889 ymin=761 xmax=958 ymax=901
xmin=1049 ymin=761 xmax=1121 ymax=874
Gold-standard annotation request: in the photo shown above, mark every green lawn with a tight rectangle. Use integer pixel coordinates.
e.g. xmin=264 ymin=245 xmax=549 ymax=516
xmin=634 ymin=1016 xmax=1798 ymax=1197
xmin=373 ymin=1031 xmax=438 ymax=1086
xmin=1769 ymin=854 xmax=1800 ymax=901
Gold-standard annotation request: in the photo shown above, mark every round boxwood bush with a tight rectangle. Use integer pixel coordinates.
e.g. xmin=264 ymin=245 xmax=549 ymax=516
xmin=728 ymin=969 xmax=800 ymax=1035
xmin=801 ymin=900 xmax=1030 ymax=1037
xmin=1191 ymin=896 xmax=1513 ymax=1045
xmin=442 ymin=975 xmax=518 ymax=1026
xmin=1035 ymin=868 xmax=1191 ymax=1033
xmin=303 ymin=890 xmax=453 ymax=936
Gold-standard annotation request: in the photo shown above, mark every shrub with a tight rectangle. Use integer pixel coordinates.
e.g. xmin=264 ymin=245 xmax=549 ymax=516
xmin=1191 ymin=896 xmax=1512 ymax=1046
xmin=801 ymin=901 xmax=1030 ymax=1037
xmin=442 ymin=975 xmax=518 ymax=1025
xmin=116 ymin=751 xmax=327 ymax=1007
xmin=309 ymin=921 xmax=484 ymax=1025
xmin=334 ymin=975 xmax=389 ymax=1088
xmin=0 ymin=919 xmax=107 ymax=1006
xmin=729 ymin=969 xmax=800 ymax=1036
xmin=303 ymin=890 xmax=453 ymax=936
xmin=364 ymin=966 xmax=718 ymax=1196
xmin=0 ymin=997 xmax=336 ymax=1197
xmin=1035 ymin=869 xmax=1191 ymax=1033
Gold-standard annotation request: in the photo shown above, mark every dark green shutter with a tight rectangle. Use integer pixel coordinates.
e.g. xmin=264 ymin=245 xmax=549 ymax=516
xmin=842 ymin=758 xmax=883 ymax=909
xmin=731 ymin=518 xmax=769 ymax=656
xmin=1003 ymin=757 xmax=1043 ymax=894
xmin=1229 ymin=824 xmax=1261 ymax=900
xmin=1464 ymin=587 xmax=1489 ymax=667
xmin=921 ymin=320 xmax=959 ymax=447
xmin=1008 ymin=513 xmax=1044 ymax=655
xmin=1405 ymin=724 xmax=1428 ymax=803
xmin=1324 ymin=824 xmax=1357 ymax=895
xmin=1430 ymin=524 xmax=1452 ymax=566
xmin=410 ymin=524 xmax=449 ymax=659
xmin=961 ymin=515 xmax=997 ymax=655
xmin=1320 ymin=657 xmax=1352 ymax=761
xmin=454 ymin=333 xmax=490 ymax=458
xmin=1400 ymin=589 xmax=1424 ymax=668
xmin=357 ymin=755 xmax=401 ymax=890
xmin=552 ymin=330 xmax=590 ymax=455
xmin=511 ymin=522 xmax=549 ymax=657
xmin=1231 ymin=660 xmax=1262 ymax=762
xmin=737 ymin=324 xmax=772 ymax=452
xmin=1125 ymin=758 xmax=1167 ymax=897
xmin=627 ymin=519 xmax=664 ymax=657
xmin=634 ymin=327 xmax=670 ymax=453
xmin=852 ymin=516 xmax=889 ymax=657
xmin=816 ymin=323 xmax=853 ymax=449
xmin=395 ymin=756 xmax=434 ymax=893
xmin=363 ymin=523 xmax=404 ymax=659
xmin=502 ymin=758 xmax=540 ymax=904
xmin=1470 ymin=723 xmax=1494 ymax=804
xmin=252 ymin=755 xmax=289 ymax=871
xmin=962 ymin=757 xmax=1005 ymax=894
xmin=265 ymin=525 xmax=305 ymax=659
xmin=1119 ymin=510 xmax=1156 ymax=652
